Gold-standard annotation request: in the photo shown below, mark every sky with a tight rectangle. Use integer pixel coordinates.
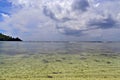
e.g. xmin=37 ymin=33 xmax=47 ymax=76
xmin=0 ymin=0 xmax=120 ymax=41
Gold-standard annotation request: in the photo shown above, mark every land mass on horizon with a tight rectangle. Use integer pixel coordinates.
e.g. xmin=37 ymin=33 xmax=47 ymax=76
xmin=0 ymin=33 xmax=22 ymax=41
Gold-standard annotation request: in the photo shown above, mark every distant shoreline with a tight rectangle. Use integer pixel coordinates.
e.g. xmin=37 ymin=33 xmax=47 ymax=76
xmin=0 ymin=33 xmax=22 ymax=41
xmin=21 ymin=41 xmax=120 ymax=43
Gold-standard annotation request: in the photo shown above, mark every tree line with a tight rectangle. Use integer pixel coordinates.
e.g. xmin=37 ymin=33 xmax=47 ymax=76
xmin=0 ymin=33 xmax=22 ymax=41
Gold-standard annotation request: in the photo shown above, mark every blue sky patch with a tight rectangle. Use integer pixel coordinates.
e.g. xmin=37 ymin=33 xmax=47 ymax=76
xmin=0 ymin=0 xmax=12 ymax=20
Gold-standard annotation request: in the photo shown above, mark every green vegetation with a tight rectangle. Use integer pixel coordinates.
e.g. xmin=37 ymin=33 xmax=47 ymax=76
xmin=0 ymin=33 xmax=22 ymax=41
xmin=0 ymin=52 xmax=120 ymax=80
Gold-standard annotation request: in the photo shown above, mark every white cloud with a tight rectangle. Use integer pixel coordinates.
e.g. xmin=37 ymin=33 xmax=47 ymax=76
xmin=1 ymin=13 xmax=10 ymax=18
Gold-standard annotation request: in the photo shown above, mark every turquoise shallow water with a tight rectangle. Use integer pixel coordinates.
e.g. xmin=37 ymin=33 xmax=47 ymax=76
xmin=0 ymin=41 xmax=120 ymax=55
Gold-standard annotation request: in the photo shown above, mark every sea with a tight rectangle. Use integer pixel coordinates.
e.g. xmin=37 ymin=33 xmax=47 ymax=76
xmin=0 ymin=41 xmax=120 ymax=55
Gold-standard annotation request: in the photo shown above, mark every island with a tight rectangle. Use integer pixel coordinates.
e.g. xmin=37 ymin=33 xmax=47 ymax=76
xmin=0 ymin=33 xmax=22 ymax=41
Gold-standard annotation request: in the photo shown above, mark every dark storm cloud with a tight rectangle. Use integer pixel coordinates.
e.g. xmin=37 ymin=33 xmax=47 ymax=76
xmin=56 ymin=15 xmax=118 ymax=36
xmin=63 ymin=29 xmax=83 ymax=36
xmin=88 ymin=15 xmax=117 ymax=29
xmin=43 ymin=6 xmax=57 ymax=20
xmin=72 ymin=0 xmax=89 ymax=12
xmin=56 ymin=25 xmax=83 ymax=36
xmin=43 ymin=6 xmax=71 ymax=22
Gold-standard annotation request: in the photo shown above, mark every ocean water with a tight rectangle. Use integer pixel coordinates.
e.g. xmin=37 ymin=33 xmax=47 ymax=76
xmin=0 ymin=41 xmax=120 ymax=55
xmin=0 ymin=41 xmax=120 ymax=79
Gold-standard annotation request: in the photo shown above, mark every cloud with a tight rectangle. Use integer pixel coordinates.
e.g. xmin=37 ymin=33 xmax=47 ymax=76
xmin=1 ymin=13 xmax=10 ymax=18
xmin=0 ymin=0 xmax=120 ymax=41
xmin=72 ymin=0 xmax=89 ymax=12
xmin=88 ymin=15 xmax=117 ymax=29
xmin=56 ymin=25 xmax=84 ymax=36
xmin=43 ymin=6 xmax=72 ymax=22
